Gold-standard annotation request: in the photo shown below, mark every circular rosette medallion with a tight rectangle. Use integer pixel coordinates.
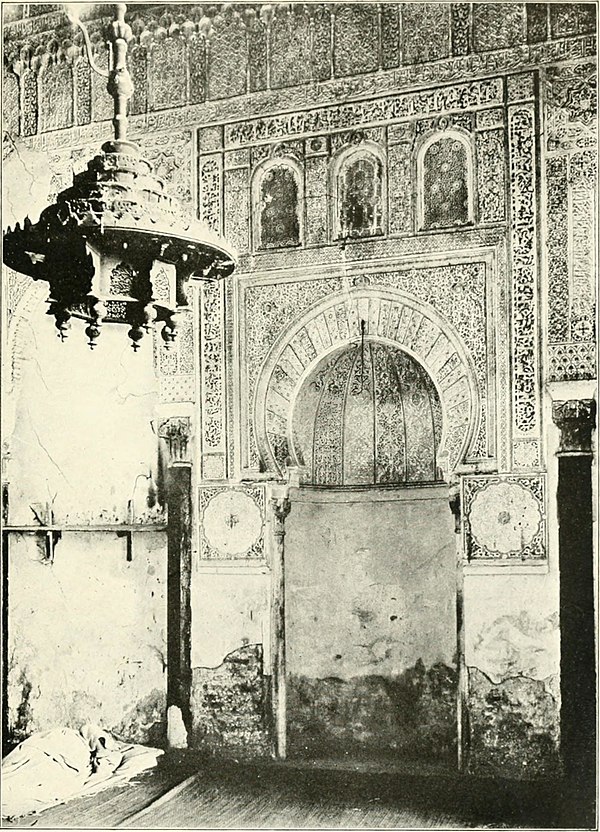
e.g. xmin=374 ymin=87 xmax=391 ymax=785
xmin=469 ymin=481 xmax=542 ymax=555
xmin=202 ymin=490 xmax=263 ymax=557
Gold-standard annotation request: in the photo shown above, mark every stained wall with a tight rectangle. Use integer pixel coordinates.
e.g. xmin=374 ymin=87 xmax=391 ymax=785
xmin=285 ymin=486 xmax=456 ymax=763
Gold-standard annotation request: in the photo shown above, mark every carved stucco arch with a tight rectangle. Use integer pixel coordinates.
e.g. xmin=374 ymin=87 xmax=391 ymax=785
xmin=254 ymin=287 xmax=481 ymax=480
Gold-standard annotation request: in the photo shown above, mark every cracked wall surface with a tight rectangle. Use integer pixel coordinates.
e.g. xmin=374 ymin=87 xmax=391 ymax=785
xmin=7 ymin=532 xmax=167 ymax=746
xmin=464 ymin=575 xmax=561 ymax=778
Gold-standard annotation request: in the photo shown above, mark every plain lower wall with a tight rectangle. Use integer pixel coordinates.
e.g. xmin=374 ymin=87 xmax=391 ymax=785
xmin=285 ymin=485 xmax=457 ymax=763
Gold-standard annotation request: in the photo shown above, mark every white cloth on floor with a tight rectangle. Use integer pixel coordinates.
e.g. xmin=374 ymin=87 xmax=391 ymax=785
xmin=1 ymin=724 xmax=164 ymax=819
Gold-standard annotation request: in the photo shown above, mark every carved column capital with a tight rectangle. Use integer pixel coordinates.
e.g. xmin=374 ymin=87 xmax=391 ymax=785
xmin=448 ymin=483 xmax=461 ymax=534
xmin=552 ymin=399 xmax=596 ymax=456
xmin=157 ymin=416 xmax=192 ymax=465
xmin=271 ymin=496 xmax=291 ymax=533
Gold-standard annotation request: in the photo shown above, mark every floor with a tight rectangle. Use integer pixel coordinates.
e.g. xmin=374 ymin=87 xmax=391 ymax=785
xmin=4 ymin=752 xmax=596 ymax=829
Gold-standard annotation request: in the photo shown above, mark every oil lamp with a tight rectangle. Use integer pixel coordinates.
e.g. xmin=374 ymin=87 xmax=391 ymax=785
xmin=3 ymin=4 xmax=235 ymax=351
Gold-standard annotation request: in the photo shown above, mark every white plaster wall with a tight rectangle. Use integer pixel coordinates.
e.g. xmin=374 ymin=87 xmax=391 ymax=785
xmin=5 ymin=294 xmax=160 ymax=525
xmin=463 ymin=571 xmax=560 ymax=693
xmin=191 ymin=571 xmax=270 ymax=669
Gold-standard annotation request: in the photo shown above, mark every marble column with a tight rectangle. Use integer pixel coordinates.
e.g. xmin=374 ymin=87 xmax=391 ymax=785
xmin=270 ymin=495 xmax=291 ymax=759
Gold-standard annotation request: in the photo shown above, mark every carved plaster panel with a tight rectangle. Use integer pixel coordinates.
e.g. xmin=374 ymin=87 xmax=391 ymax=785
xmin=198 ymin=485 xmax=265 ymax=560
xmin=245 ymin=261 xmax=497 ymax=477
xmin=508 ymin=104 xmax=541 ymax=465
xmin=462 ymin=474 xmax=547 ymax=562
xmin=545 ymin=62 xmax=597 ymax=153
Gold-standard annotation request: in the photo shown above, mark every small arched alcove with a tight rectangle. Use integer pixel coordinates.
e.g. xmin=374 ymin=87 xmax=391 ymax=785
xmin=292 ymin=341 xmax=443 ymax=486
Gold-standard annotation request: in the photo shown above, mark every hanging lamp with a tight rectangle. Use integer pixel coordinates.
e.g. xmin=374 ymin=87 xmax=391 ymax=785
xmin=3 ymin=3 xmax=235 ymax=351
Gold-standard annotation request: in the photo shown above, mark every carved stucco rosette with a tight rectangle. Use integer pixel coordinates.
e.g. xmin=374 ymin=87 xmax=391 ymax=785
xmin=462 ymin=475 xmax=546 ymax=561
xmin=199 ymin=486 xmax=265 ymax=559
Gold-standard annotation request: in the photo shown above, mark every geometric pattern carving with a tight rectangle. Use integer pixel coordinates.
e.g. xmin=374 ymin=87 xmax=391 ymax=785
xmin=149 ymin=38 xmax=186 ymax=111
xmin=305 ymin=156 xmax=329 ymax=246
xmin=462 ymin=474 xmax=547 ymax=562
xmin=569 ymin=151 xmax=596 ymax=345
xmin=476 ymin=129 xmax=506 ymax=223
xmin=22 ymin=68 xmax=38 ymax=137
xmin=472 ymin=3 xmax=526 ymax=52
xmin=401 ymin=3 xmax=451 ymax=65
xmin=381 ymin=4 xmax=401 ymax=69
xmin=74 ymin=57 xmax=92 ymax=125
xmin=198 ymin=485 xmax=265 ymax=560
xmin=547 ymin=343 xmax=596 ymax=383
xmin=139 ymin=130 xmax=194 ymax=207
xmin=387 ymin=142 xmax=412 ymax=234
xmin=224 ymin=167 xmax=250 ymax=253
xmin=310 ymin=4 xmax=332 ymax=82
xmin=546 ymin=154 xmax=570 ymax=344
xmin=270 ymin=6 xmax=312 ymax=89
xmin=421 ymin=135 xmax=470 ymax=229
xmin=545 ymin=62 xmax=597 ymax=153
xmin=200 ymin=281 xmax=226 ymax=479
xmin=153 ymin=307 xmax=195 ymax=404
xmin=549 ymin=4 xmax=596 ymax=39
xmin=39 ymin=61 xmax=73 ymax=133
xmin=3 ymin=67 xmax=19 ymax=136
xmin=247 ymin=16 xmax=267 ymax=93
xmin=451 ymin=4 xmax=472 ymax=57
xmin=526 ymin=3 xmax=548 ymax=44
xmin=508 ymin=105 xmax=540 ymax=445
xmin=333 ymin=4 xmax=378 ymax=77
xmin=199 ymin=154 xmax=222 ymax=234
xmin=207 ymin=15 xmax=248 ymax=100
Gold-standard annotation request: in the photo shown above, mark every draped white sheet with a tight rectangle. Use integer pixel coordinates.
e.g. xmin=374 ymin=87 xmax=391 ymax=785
xmin=1 ymin=725 xmax=164 ymax=819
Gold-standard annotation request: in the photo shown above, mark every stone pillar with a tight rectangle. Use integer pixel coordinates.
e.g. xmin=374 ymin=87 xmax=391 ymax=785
xmin=552 ymin=398 xmax=596 ymax=779
xmin=270 ymin=494 xmax=291 ymax=759
xmin=158 ymin=416 xmax=193 ymax=748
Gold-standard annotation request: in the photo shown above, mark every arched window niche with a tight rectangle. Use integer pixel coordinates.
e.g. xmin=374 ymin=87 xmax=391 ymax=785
xmin=416 ymin=131 xmax=474 ymax=231
xmin=332 ymin=142 xmax=386 ymax=240
xmin=252 ymin=158 xmax=303 ymax=250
